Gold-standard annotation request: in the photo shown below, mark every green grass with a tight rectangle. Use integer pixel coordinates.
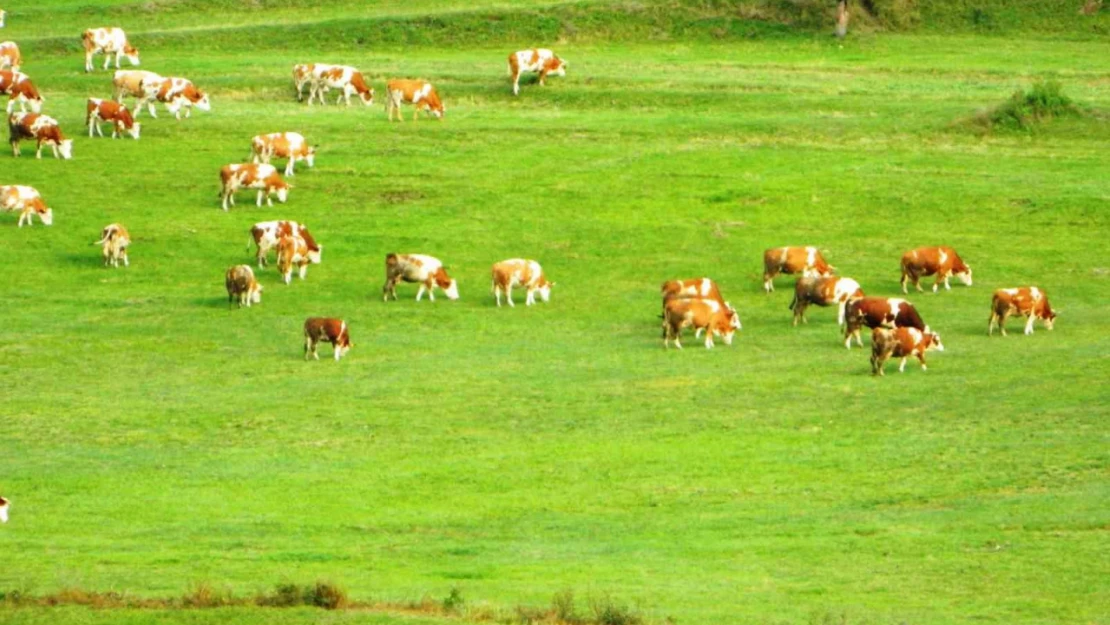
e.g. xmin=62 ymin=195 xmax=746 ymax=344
xmin=1 ymin=2 xmax=1109 ymax=625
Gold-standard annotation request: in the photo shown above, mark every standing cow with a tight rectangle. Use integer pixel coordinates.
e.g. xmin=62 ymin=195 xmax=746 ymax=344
xmin=763 ymin=246 xmax=835 ymax=292
xmin=247 ymin=220 xmax=321 ymax=268
xmin=988 ymin=287 xmax=1057 ymax=336
xmin=507 ymin=49 xmax=567 ymax=96
xmin=276 ymin=234 xmax=313 ymax=285
xmin=304 ymin=317 xmax=352 ymax=361
xmin=0 ymin=184 xmax=52 ymax=227
xmin=789 ymin=276 xmax=863 ymax=326
xmin=308 ymin=65 xmax=373 ymax=106
xmin=82 ymin=27 xmax=139 ymax=72
xmin=491 ymin=258 xmax=553 ymax=307
xmin=140 ymin=76 xmax=210 ymax=119
xmin=112 ymin=69 xmax=163 ymax=112
xmin=95 ymin=223 xmax=130 ymax=267
xmin=1 ymin=70 xmax=42 ymax=113
xmin=870 ymin=327 xmax=945 ymax=376
xmin=219 ymin=163 xmax=290 ymax=211
xmin=662 ymin=297 xmax=741 ymax=350
xmin=225 ymin=265 xmax=262 ymax=308
xmin=385 ymin=79 xmax=444 ymax=122
xmin=86 ymin=98 xmax=140 ymax=139
xmin=9 ymin=112 xmax=72 ymax=159
xmin=382 ymin=253 xmax=459 ymax=302
xmin=250 ymin=132 xmax=315 ymax=176
xmin=900 ymin=246 xmax=972 ymax=293
xmin=843 ymin=297 xmax=927 ymax=349
xmin=0 ymin=41 xmax=20 ymax=72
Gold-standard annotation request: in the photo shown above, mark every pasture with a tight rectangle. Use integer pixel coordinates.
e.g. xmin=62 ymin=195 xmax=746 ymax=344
xmin=1 ymin=1 xmax=1109 ymax=624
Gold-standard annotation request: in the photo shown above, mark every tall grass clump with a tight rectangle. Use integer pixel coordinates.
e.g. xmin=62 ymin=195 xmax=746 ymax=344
xmin=969 ymin=80 xmax=1082 ymax=132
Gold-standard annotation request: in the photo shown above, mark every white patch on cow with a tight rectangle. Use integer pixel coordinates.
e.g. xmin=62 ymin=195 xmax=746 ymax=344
xmin=0 ymin=500 xmax=8 ymax=523
xmin=1003 ymin=288 xmax=1018 ymax=295
xmin=805 ymin=246 xmax=817 ymax=268
xmin=938 ymin=249 xmax=948 ymax=266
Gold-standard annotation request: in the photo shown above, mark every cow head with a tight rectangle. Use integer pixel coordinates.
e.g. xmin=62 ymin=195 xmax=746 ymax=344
xmin=536 ymin=277 xmax=553 ymax=303
xmin=1041 ymin=306 xmax=1057 ymax=330
xmin=28 ymin=97 xmax=43 ymax=114
xmin=924 ymin=331 xmax=944 ymax=352
xmin=725 ymin=303 xmax=742 ymax=330
xmin=546 ymin=56 xmax=567 ymax=77
xmin=57 ymin=139 xmax=73 ymax=160
xmin=715 ymin=312 xmax=738 ymax=346
xmin=955 ymin=264 xmax=972 ymax=286
xmin=444 ymin=279 xmax=460 ymax=300
xmin=0 ymin=496 xmax=9 ymax=523
xmin=306 ymin=245 xmax=322 ymax=264
xmin=193 ymin=92 xmax=211 ymax=112
xmin=250 ymin=281 xmax=263 ymax=304
xmin=335 ymin=327 xmax=352 ymax=360
xmin=39 ymin=207 xmax=53 ymax=226
xmin=273 ymin=181 xmax=291 ymax=204
xmin=359 ymin=88 xmax=374 ymax=106
xmin=305 ymin=146 xmax=317 ymax=168
xmin=127 ymin=121 xmax=141 ymax=140
xmin=124 ymin=45 xmax=140 ymax=66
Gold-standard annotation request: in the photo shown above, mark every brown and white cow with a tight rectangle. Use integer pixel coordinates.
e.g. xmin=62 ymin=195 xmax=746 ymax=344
xmin=383 ymin=253 xmax=459 ymax=301
xmin=1 ymin=70 xmax=42 ymax=113
xmin=385 ymin=79 xmax=444 ymax=122
xmin=292 ymin=63 xmax=319 ymax=101
xmin=94 ymin=223 xmax=130 ymax=267
xmin=225 ymin=264 xmax=262 ymax=308
xmin=507 ymin=49 xmax=567 ymax=96
xmin=1 ymin=184 xmax=52 ymax=227
xmin=789 ymin=276 xmax=863 ymax=326
xmin=83 ymin=27 xmax=139 ymax=73
xmin=0 ymin=41 xmax=20 ymax=72
xmin=276 ymin=234 xmax=313 ymax=285
xmin=9 ymin=112 xmax=72 ymax=159
xmin=304 ymin=317 xmax=352 ymax=361
xmin=660 ymin=277 xmax=730 ymax=339
xmin=218 ymin=163 xmax=290 ymax=211
xmin=0 ymin=496 xmax=9 ymax=524
xmin=141 ymin=76 xmax=210 ymax=119
xmin=870 ymin=327 xmax=944 ymax=376
xmin=86 ymin=98 xmax=140 ymax=139
xmin=843 ymin=297 xmax=926 ymax=349
xmin=247 ymin=220 xmax=321 ymax=268
xmin=900 ymin=246 xmax=972 ymax=293
xmin=989 ymin=287 xmax=1057 ymax=336
xmin=112 ymin=69 xmax=163 ymax=112
xmin=662 ymin=297 xmax=741 ymax=350
xmin=250 ymin=132 xmax=315 ymax=176
xmin=308 ymin=65 xmax=373 ymax=106
xmin=763 ymin=246 xmax=835 ymax=292
xmin=491 ymin=258 xmax=553 ymax=307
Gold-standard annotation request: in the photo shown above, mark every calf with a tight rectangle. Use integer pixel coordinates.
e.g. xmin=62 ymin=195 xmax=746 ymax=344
xmin=225 ymin=264 xmax=262 ymax=308
xmin=507 ymin=49 xmax=567 ymax=96
xmin=789 ymin=276 xmax=863 ymax=326
xmin=276 ymin=234 xmax=312 ymax=285
xmin=0 ymin=41 xmax=19 ymax=72
xmin=870 ymin=327 xmax=944 ymax=376
xmin=9 ymin=112 xmax=72 ymax=159
xmin=304 ymin=317 xmax=352 ymax=361
xmin=491 ymin=258 xmax=552 ymax=307
xmin=86 ymin=98 xmax=140 ymax=139
xmin=250 ymin=132 xmax=315 ymax=176
xmin=94 ymin=223 xmax=130 ymax=267
xmin=0 ymin=184 xmax=52 ymax=227
xmin=247 ymin=220 xmax=321 ymax=268
xmin=0 ymin=496 xmax=8 ymax=524
xmin=308 ymin=65 xmax=373 ymax=106
xmin=140 ymin=76 xmax=210 ymax=119
xmin=1 ymin=70 xmax=42 ymax=113
xmin=382 ymin=253 xmax=459 ymax=301
xmin=112 ymin=69 xmax=163 ymax=112
xmin=843 ymin=296 xmax=926 ymax=349
xmin=989 ymin=287 xmax=1056 ymax=336
xmin=662 ymin=297 xmax=741 ymax=349
xmin=219 ymin=163 xmax=290 ymax=211
xmin=385 ymin=79 xmax=444 ymax=122
xmin=83 ymin=27 xmax=139 ymax=72
xmin=763 ymin=246 xmax=834 ymax=292
xmin=900 ymin=246 xmax=972 ymax=293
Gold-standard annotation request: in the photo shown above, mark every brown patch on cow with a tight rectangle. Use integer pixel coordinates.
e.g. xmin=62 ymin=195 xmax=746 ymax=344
xmin=433 ymin=267 xmax=452 ymax=289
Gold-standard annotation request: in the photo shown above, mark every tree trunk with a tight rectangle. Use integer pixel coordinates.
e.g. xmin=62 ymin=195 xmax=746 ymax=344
xmin=836 ymin=1 xmax=850 ymax=38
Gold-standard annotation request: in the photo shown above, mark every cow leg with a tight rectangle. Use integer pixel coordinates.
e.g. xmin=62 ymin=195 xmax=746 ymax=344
xmin=900 ymin=271 xmax=909 ymax=294
xmin=494 ymin=285 xmax=502 ymax=307
xmin=285 ymin=160 xmax=294 ymax=177
xmin=999 ymin=311 xmax=1010 ymax=336
xmin=10 ymin=140 xmax=18 ymax=157
xmin=87 ymin=117 xmax=96 ymax=137
xmin=837 ymin=301 xmax=847 ymax=326
xmin=1024 ymin=314 xmax=1036 ymax=336
xmin=427 ymin=282 xmax=436 ymax=302
xmin=763 ymin=274 xmax=774 ymax=293
xmin=35 ymin=140 xmax=43 ymax=159
xmin=917 ymin=353 xmax=928 ymax=371
xmin=525 ymin=288 xmax=535 ymax=306
xmin=333 ymin=343 xmax=342 ymax=361
xmin=897 ymin=357 xmax=908 ymax=373
xmin=85 ymin=51 xmax=93 ymax=72
xmin=416 ymin=284 xmax=426 ymax=301
xmin=704 ymin=331 xmax=715 ymax=349
xmin=512 ymin=71 xmax=521 ymax=96
xmin=255 ymin=190 xmax=264 ymax=207
xmin=505 ymin=284 xmax=514 ymax=307
xmin=538 ymin=69 xmax=549 ymax=87
xmin=298 ymin=263 xmax=307 ymax=280
xmin=121 ymin=250 xmax=129 ymax=267
xmin=103 ymin=52 xmax=111 ymax=70
xmin=943 ymin=275 xmax=952 ymax=291
xmin=695 ymin=327 xmax=704 ymax=339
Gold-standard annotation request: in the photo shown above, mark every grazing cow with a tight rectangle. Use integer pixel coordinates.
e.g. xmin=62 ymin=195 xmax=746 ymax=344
xmin=247 ymin=220 xmax=321 ymax=268
xmin=491 ymin=258 xmax=553 ymax=307
xmin=507 ymin=49 xmax=567 ymax=96
xmin=304 ymin=317 xmax=352 ymax=361
xmin=989 ymin=287 xmax=1057 ymax=336
xmin=1 ymin=70 xmax=42 ymax=113
xmin=94 ymin=223 xmax=130 ymax=267
xmin=9 ymin=112 xmax=72 ymax=159
xmin=82 ymin=27 xmax=139 ymax=72
xmin=0 ymin=496 xmax=8 ymax=524
xmin=789 ymin=276 xmax=864 ymax=326
xmin=292 ymin=63 xmax=334 ymax=101
xmin=763 ymin=246 xmax=835 ymax=292
xmin=0 ymin=184 xmax=52 ymax=227
xmin=870 ymin=327 xmax=944 ymax=376
xmin=276 ymin=234 xmax=312 ymax=285
xmin=225 ymin=264 xmax=262 ymax=308
xmin=308 ymin=65 xmax=373 ymax=106
xmin=218 ymin=163 xmax=290 ymax=211
xmin=0 ymin=41 xmax=19 ymax=72
xmin=141 ymin=76 xmax=210 ymax=119
xmin=112 ymin=69 xmax=163 ymax=112
xmin=250 ymin=132 xmax=315 ymax=176
xmin=900 ymin=246 xmax=972 ymax=293
xmin=382 ymin=253 xmax=459 ymax=301
xmin=843 ymin=297 xmax=926 ymax=349
xmin=662 ymin=297 xmax=741 ymax=350
xmin=86 ymin=98 xmax=140 ymax=139
xmin=385 ymin=79 xmax=444 ymax=122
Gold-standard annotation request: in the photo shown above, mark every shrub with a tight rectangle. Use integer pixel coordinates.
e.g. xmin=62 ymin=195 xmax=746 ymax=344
xmin=305 ymin=581 xmax=348 ymax=610
xmin=589 ymin=595 xmax=643 ymax=625
xmin=970 ymin=80 xmax=1081 ymax=132
xmin=442 ymin=586 xmax=465 ymax=613
xmin=553 ymin=589 xmax=582 ymax=624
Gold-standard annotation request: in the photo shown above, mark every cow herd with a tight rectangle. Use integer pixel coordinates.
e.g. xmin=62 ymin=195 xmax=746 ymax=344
xmin=1 ymin=22 xmax=1059 ymax=376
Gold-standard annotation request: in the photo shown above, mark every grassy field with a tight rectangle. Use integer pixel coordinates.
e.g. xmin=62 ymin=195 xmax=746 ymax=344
xmin=1 ymin=1 xmax=1109 ymax=624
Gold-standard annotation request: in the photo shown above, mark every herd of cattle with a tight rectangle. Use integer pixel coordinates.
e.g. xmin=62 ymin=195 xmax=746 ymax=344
xmin=1 ymin=23 xmax=1059 ymax=373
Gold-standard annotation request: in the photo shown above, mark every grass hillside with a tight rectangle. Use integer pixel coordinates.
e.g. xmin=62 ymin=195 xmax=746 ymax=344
xmin=1 ymin=1 xmax=1108 ymax=624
